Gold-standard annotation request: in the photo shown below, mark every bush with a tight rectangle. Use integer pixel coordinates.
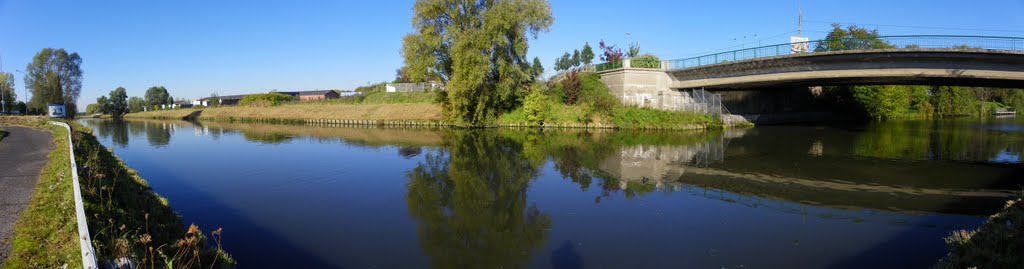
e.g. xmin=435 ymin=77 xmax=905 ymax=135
xmin=239 ymin=93 xmax=295 ymax=106
xmin=522 ymin=86 xmax=549 ymax=126
xmin=630 ymin=54 xmax=661 ymax=69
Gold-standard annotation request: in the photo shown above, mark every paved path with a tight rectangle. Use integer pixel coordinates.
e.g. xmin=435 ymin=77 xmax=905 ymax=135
xmin=0 ymin=125 xmax=53 ymax=262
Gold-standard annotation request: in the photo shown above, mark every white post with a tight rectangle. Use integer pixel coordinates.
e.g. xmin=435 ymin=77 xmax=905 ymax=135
xmin=624 ymin=58 xmax=632 ymax=69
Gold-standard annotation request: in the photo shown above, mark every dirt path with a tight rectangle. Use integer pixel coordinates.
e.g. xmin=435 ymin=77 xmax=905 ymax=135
xmin=0 ymin=125 xmax=53 ymax=262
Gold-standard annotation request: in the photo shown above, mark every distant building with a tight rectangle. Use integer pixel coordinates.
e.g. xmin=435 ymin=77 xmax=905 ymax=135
xmin=278 ymin=90 xmax=341 ymax=102
xmin=197 ymin=94 xmax=248 ymax=106
xmin=162 ymin=100 xmax=193 ymax=109
xmin=386 ymin=82 xmax=443 ymax=93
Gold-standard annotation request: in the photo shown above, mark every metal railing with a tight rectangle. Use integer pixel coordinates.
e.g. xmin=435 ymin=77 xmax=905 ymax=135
xmin=595 ymin=61 xmax=623 ymax=72
xmin=666 ymin=35 xmax=1024 ymax=70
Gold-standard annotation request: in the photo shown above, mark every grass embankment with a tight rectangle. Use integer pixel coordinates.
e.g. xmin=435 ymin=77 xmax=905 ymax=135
xmin=1 ymin=116 xmax=80 ymax=269
xmin=0 ymin=127 xmax=6 ymax=142
xmin=125 ymin=85 xmax=714 ymax=129
xmin=71 ymin=121 xmax=233 ymax=268
xmin=0 ymin=116 xmax=233 ymax=268
xmin=937 ymin=198 xmax=1024 ymax=268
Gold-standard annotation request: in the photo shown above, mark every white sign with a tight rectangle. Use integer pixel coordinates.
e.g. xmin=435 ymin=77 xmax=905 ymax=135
xmin=790 ymin=36 xmax=810 ymax=54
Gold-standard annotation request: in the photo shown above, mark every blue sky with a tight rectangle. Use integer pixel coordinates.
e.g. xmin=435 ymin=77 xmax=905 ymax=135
xmin=1 ymin=0 xmax=1022 ymax=109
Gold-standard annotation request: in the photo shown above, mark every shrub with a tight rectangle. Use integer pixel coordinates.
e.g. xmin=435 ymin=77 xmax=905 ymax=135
xmin=522 ymin=86 xmax=550 ymax=126
xmin=630 ymin=54 xmax=661 ymax=69
xmin=239 ymin=93 xmax=295 ymax=106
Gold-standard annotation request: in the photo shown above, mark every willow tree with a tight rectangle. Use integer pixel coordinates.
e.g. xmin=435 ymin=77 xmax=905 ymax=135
xmin=401 ymin=0 xmax=553 ymax=126
xmin=24 ymin=48 xmax=83 ymax=115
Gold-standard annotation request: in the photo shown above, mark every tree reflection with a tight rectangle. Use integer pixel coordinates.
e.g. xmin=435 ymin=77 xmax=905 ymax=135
xmin=145 ymin=121 xmax=172 ymax=147
xmin=854 ymin=120 xmax=1024 ymax=163
xmin=405 ymin=130 xmax=551 ymax=268
xmin=109 ymin=120 xmax=129 ymax=147
xmin=241 ymin=132 xmax=293 ymax=144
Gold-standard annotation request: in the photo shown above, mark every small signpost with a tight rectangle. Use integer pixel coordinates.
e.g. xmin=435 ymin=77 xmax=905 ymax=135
xmin=48 ymin=104 xmax=65 ymax=118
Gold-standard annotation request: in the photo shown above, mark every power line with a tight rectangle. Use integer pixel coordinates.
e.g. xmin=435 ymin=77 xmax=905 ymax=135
xmin=804 ymin=19 xmax=1024 ymax=34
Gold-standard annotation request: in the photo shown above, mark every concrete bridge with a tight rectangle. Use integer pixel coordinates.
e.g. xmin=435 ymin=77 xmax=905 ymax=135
xmin=596 ymin=35 xmax=1024 ymax=115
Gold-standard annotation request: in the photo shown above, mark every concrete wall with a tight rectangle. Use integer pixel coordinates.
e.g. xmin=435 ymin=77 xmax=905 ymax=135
xmin=598 ymin=68 xmax=695 ymax=110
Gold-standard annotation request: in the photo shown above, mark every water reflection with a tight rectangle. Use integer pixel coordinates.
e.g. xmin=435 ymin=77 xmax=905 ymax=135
xmin=406 ymin=131 xmax=551 ymax=268
xmin=78 ymin=118 xmax=1024 ymax=268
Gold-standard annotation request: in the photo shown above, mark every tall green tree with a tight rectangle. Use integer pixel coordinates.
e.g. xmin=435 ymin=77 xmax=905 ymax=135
xmin=571 ymin=49 xmax=581 ymax=67
xmin=400 ymin=0 xmax=554 ymax=125
xmin=0 ymin=72 xmax=14 ymax=114
xmin=128 ymin=96 xmax=146 ymax=113
xmin=815 ymin=24 xmax=892 ymax=52
xmin=96 ymin=96 xmax=110 ymax=115
xmin=145 ymin=86 xmax=171 ymax=109
xmin=23 ymin=48 xmax=83 ymax=116
xmin=581 ymin=42 xmax=595 ymax=65
xmin=108 ymin=87 xmax=128 ymax=118
xmin=531 ymin=57 xmax=544 ymax=78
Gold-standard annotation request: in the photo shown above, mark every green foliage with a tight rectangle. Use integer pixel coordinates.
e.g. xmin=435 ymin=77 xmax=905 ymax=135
xmin=522 ymin=86 xmax=549 ymax=125
xmin=405 ymin=131 xmax=551 ymax=268
xmin=108 ymin=87 xmax=129 ymax=118
xmin=401 ymin=0 xmax=554 ymax=126
xmin=353 ymin=82 xmax=387 ymax=94
xmin=815 ymin=23 xmax=892 ymax=52
xmin=937 ymin=199 xmax=1024 ymax=269
xmin=531 ymin=57 xmax=544 ymax=79
xmin=627 ymin=42 xmax=641 ymax=58
xmin=128 ymin=96 xmax=146 ymax=113
xmin=239 ymin=92 xmax=295 ymax=106
xmin=630 ymin=54 xmax=661 ymax=69
xmin=24 ymin=48 xmax=83 ymax=116
xmin=0 ymin=72 xmax=15 ymax=114
xmin=329 ymin=91 xmax=435 ymax=105
xmin=145 ymin=86 xmax=171 ymax=109
xmin=581 ymin=42 xmax=595 ymax=65
xmin=933 ymin=86 xmax=978 ymax=117
xmin=209 ymin=93 xmax=221 ymax=107
xmin=851 ymin=85 xmax=910 ymax=120
xmin=85 ymin=103 xmax=101 ymax=115
xmin=96 ymin=96 xmax=110 ymax=115
xmin=609 ymin=106 xmax=712 ymax=129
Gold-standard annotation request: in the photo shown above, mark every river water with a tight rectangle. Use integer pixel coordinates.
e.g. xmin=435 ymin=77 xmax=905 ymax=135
xmin=80 ymin=118 xmax=1023 ymax=268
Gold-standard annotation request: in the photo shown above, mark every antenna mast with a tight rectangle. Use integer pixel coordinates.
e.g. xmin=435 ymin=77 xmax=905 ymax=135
xmin=797 ymin=0 xmax=804 ymax=36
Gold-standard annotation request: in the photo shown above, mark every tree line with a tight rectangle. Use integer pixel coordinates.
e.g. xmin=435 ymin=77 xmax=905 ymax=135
xmin=88 ymin=86 xmax=177 ymax=118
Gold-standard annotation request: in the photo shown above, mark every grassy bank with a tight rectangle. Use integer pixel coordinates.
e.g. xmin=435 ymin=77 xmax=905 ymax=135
xmin=1 ymin=117 xmax=80 ymax=268
xmin=0 ymin=117 xmax=233 ymax=268
xmin=70 ymin=121 xmax=233 ymax=267
xmin=0 ymin=127 xmax=6 ymax=142
xmin=937 ymin=198 xmax=1024 ymax=268
xmin=126 ymin=102 xmax=443 ymax=122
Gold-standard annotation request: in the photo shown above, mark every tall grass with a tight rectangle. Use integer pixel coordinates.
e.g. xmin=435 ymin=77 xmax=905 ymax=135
xmin=71 ymin=122 xmax=233 ymax=268
xmin=937 ymin=198 xmax=1024 ymax=268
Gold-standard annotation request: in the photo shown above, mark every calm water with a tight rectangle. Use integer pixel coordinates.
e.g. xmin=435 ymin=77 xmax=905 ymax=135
xmin=80 ymin=118 xmax=1023 ymax=269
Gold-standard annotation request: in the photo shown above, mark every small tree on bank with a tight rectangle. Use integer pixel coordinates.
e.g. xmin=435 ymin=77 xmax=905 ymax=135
xmin=108 ymin=87 xmax=128 ymax=118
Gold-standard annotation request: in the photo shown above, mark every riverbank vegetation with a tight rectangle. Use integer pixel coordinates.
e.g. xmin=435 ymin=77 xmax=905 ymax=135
xmin=821 ymin=85 xmax=1024 ymax=120
xmin=938 ymin=198 xmax=1024 ymax=268
xmin=1 ymin=117 xmax=79 ymax=268
xmin=0 ymin=117 xmax=232 ymax=268
xmin=71 ymin=121 xmax=233 ymax=267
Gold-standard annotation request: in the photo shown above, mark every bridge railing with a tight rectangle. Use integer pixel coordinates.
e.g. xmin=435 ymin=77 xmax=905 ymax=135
xmin=664 ymin=35 xmax=1024 ymax=70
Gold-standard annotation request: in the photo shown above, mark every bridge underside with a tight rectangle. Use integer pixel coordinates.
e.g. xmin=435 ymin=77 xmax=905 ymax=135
xmin=667 ymin=50 xmax=1024 ymax=89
